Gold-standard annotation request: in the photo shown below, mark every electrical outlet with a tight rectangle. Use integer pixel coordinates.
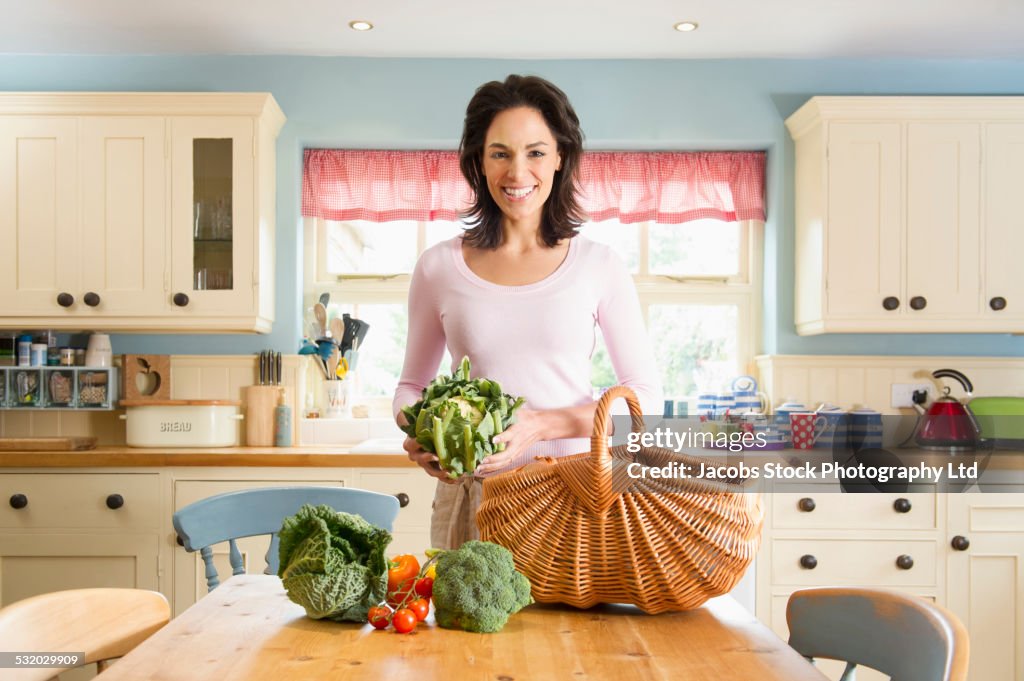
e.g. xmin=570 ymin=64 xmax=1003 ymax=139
xmin=891 ymin=383 xmax=933 ymax=408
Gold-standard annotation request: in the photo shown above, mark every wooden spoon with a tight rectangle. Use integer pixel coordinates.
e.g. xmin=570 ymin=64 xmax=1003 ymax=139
xmin=330 ymin=317 xmax=345 ymax=346
xmin=313 ymin=303 xmax=327 ymax=337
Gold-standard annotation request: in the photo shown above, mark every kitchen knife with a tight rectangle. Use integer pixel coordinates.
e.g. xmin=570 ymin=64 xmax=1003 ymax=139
xmin=258 ymin=351 xmax=266 ymax=385
xmin=275 ymin=352 xmax=282 ymax=386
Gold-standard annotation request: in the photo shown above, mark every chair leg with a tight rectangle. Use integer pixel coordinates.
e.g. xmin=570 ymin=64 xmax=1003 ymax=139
xmin=839 ymin=661 xmax=857 ymax=681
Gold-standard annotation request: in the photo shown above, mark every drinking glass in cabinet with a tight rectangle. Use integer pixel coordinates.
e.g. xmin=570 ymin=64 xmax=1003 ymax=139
xmin=12 ymin=369 xmax=41 ymax=406
xmin=0 ymin=369 xmax=7 ymax=406
xmin=78 ymin=370 xmax=111 ymax=408
xmin=45 ymin=368 xmax=75 ymax=407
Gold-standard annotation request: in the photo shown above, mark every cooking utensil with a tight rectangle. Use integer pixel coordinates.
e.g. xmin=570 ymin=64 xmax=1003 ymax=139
xmin=318 ymin=292 xmax=330 ymax=307
xmin=330 ymin=317 xmax=345 ymax=346
xmin=258 ymin=351 xmax=266 ymax=385
xmin=327 ymin=344 xmax=340 ymax=380
xmin=913 ymin=369 xmax=981 ymax=451
xmin=275 ymin=352 xmax=282 ymax=386
xmin=313 ymin=303 xmax=327 ymax=337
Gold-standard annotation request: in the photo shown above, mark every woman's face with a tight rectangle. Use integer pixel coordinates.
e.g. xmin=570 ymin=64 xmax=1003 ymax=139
xmin=481 ymin=106 xmax=562 ymax=227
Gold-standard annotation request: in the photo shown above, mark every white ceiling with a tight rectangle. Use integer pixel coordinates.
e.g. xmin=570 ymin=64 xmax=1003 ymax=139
xmin=2 ymin=0 xmax=1023 ymax=59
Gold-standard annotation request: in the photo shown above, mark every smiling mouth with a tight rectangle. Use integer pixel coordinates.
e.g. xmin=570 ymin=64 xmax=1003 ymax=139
xmin=502 ymin=186 xmax=536 ymax=201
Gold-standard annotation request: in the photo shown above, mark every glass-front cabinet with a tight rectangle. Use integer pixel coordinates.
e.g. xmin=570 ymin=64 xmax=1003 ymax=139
xmin=170 ymin=118 xmax=256 ymax=321
xmin=0 ymin=93 xmax=284 ymax=333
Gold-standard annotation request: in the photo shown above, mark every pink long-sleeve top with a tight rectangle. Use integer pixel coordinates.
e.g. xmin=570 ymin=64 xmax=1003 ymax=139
xmin=392 ymin=235 xmax=663 ymax=459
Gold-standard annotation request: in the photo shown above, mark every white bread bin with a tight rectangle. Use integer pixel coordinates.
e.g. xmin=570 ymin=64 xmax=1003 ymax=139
xmin=120 ymin=400 xmax=243 ymax=448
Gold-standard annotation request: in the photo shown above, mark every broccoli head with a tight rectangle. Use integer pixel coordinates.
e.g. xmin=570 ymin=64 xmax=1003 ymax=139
xmin=431 ymin=540 xmax=533 ymax=633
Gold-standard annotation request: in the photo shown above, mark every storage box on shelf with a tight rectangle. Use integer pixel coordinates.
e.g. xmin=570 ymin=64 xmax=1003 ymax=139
xmin=0 ymin=367 xmax=118 ymax=410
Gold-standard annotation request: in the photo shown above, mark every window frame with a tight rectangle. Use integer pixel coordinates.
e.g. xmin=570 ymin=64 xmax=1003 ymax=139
xmin=303 ymin=217 xmax=763 ymax=394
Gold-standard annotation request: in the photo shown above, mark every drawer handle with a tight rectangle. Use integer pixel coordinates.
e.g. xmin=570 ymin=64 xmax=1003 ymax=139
xmin=896 ymin=554 xmax=914 ymax=570
xmin=882 ymin=296 xmax=900 ymax=311
xmin=990 ymin=296 xmax=1007 ymax=311
xmin=951 ymin=535 xmax=970 ymax=551
xmin=57 ymin=292 xmax=75 ymax=307
xmin=106 ymin=494 xmax=124 ymax=510
xmin=893 ymin=498 xmax=912 ymax=513
xmin=9 ymin=493 xmax=28 ymax=510
xmin=173 ymin=292 xmax=190 ymax=307
xmin=83 ymin=292 xmax=101 ymax=307
xmin=799 ymin=554 xmax=817 ymax=570
xmin=395 ymin=492 xmax=410 ymax=508
xmin=909 ymin=296 xmax=927 ymax=311
xmin=797 ymin=497 xmax=816 ymax=512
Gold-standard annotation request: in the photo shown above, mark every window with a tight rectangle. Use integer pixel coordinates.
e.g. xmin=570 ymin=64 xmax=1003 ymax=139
xmin=303 ymin=216 xmax=762 ymax=407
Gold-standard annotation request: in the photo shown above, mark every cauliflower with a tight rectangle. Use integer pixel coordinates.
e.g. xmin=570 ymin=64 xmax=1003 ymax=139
xmin=432 ymin=541 xmax=533 ymax=633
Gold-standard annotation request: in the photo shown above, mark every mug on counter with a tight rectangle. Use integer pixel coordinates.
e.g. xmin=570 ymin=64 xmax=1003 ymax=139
xmin=790 ymin=412 xmax=827 ymax=450
xmin=813 ymin=404 xmax=848 ymax=450
xmin=848 ymin=408 xmax=884 ymax=450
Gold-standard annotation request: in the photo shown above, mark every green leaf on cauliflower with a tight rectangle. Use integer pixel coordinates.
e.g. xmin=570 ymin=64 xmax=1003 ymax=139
xmin=277 ymin=504 xmax=391 ymax=623
xmin=399 ymin=357 xmax=525 ymax=479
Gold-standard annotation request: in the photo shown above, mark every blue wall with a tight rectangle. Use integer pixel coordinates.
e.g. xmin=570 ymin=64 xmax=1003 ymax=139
xmin=2 ymin=56 xmax=1024 ymax=357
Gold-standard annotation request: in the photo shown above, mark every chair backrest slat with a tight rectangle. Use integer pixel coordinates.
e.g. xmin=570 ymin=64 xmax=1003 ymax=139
xmin=787 ymin=587 xmax=969 ymax=681
xmin=173 ymin=486 xmax=400 ymax=592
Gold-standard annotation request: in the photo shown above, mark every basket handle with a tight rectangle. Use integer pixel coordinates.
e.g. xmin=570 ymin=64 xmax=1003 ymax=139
xmin=591 ymin=386 xmax=646 ymax=468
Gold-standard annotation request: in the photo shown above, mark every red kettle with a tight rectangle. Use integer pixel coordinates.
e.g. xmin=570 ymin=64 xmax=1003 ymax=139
xmin=913 ymin=369 xmax=981 ymax=451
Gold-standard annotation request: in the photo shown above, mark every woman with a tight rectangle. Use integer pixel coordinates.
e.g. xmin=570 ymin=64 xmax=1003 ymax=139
xmin=393 ymin=74 xmax=662 ymax=549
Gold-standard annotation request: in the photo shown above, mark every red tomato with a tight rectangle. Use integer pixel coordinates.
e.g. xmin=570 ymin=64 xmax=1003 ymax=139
xmin=392 ymin=608 xmax=417 ymax=634
xmin=368 ymin=605 xmax=391 ymax=630
xmin=408 ymin=598 xmax=429 ymax=622
xmin=414 ymin=577 xmax=434 ymax=600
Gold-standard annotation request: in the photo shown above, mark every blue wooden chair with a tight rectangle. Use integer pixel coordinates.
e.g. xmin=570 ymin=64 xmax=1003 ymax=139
xmin=787 ymin=587 xmax=969 ymax=681
xmin=172 ymin=486 xmax=400 ymax=592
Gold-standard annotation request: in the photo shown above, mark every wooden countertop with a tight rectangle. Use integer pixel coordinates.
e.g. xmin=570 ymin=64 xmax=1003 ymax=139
xmin=0 ymin=446 xmax=415 ymax=468
xmin=96 ymin=575 xmax=828 ymax=681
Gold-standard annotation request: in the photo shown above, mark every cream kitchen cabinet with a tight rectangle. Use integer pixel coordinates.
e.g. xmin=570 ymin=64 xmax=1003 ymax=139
xmin=947 ymin=493 xmax=1024 ymax=681
xmin=786 ymin=96 xmax=1024 ymax=334
xmin=0 ymin=93 xmax=284 ymax=333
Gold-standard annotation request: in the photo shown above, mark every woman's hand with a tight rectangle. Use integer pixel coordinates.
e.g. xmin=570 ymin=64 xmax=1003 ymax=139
xmin=403 ymin=437 xmax=458 ymax=484
xmin=475 ymin=409 xmax=548 ymax=478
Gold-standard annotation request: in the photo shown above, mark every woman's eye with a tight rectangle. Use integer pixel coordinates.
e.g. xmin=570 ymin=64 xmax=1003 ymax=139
xmin=490 ymin=151 xmax=508 ymax=159
xmin=528 ymin=150 xmax=545 ymax=157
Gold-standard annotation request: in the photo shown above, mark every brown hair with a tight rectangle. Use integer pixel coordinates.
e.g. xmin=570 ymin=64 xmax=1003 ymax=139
xmin=459 ymin=74 xmax=585 ymax=248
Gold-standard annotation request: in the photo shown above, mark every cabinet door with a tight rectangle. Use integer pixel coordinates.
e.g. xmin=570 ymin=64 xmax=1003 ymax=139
xmin=79 ymin=117 xmax=167 ymax=315
xmin=170 ymin=117 xmax=255 ymax=317
xmin=825 ymin=122 xmax=903 ymax=318
xmin=0 ymin=117 xmax=79 ymax=313
xmin=983 ymin=123 xmax=1024 ymax=322
xmin=905 ymin=123 xmax=981 ymax=318
xmin=947 ymin=493 xmax=1024 ymax=681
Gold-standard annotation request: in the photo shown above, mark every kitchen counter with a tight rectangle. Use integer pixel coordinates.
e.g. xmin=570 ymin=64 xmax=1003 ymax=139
xmin=0 ymin=445 xmax=415 ymax=468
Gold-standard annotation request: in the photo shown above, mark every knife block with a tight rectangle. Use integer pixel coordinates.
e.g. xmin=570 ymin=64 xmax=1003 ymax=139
xmin=244 ymin=386 xmax=294 ymax=446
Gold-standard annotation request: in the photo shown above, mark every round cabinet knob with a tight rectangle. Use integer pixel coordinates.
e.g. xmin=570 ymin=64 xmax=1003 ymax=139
xmin=173 ymin=292 xmax=190 ymax=307
xmin=893 ymin=498 xmax=912 ymax=513
xmin=57 ymin=292 xmax=74 ymax=307
xmin=9 ymin=493 xmax=28 ymax=510
xmin=798 ymin=497 xmax=816 ymax=512
xmin=951 ymin=535 xmax=971 ymax=551
xmin=799 ymin=554 xmax=817 ymax=570
xmin=990 ymin=296 xmax=1007 ymax=311
xmin=395 ymin=493 xmax=410 ymax=508
xmin=896 ymin=554 xmax=914 ymax=570
xmin=105 ymin=494 xmax=124 ymax=510
xmin=909 ymin=296 xmax=927 ymax=311
xmin=882 ymin=296 xmax=900 ymax=311
xmin=83 ymin=292 xmax=101 ymax=307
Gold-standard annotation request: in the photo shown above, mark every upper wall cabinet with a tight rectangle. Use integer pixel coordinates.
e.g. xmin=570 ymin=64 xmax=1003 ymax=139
xmin=786 ymin=97 xmax=1024 ymax=335
xmin=0 ymin=93 xmax=285 ymax=333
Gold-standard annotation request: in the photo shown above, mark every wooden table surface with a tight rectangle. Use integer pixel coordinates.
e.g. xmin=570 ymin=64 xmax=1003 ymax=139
xmin=98 ymin=575 xmax=827 ymax=681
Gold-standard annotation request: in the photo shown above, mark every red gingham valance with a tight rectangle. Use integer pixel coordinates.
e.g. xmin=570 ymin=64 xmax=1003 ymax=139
xmin=302 ymin=149 xmax=765 ymax=224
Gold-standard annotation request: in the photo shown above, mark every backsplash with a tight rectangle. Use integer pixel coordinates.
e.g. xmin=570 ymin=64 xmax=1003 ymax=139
xmin=0 ymin=355 xmax=308 ymax=445
xmin=756 ymin=354 xmax=1024 ymax=414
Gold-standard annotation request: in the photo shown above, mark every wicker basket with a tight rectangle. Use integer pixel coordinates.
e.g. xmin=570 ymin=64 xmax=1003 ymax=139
xmin=477 ymin=385 xmax=763 ymax=614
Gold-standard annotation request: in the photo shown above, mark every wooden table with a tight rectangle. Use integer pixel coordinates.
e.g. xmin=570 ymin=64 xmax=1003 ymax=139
xmin=99 ymin=575 xmax=827 ymax=680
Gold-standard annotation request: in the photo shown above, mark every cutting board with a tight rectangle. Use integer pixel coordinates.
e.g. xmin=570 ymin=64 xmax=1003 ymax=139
xmin=0 ymin=437 xmax=98 ymax=451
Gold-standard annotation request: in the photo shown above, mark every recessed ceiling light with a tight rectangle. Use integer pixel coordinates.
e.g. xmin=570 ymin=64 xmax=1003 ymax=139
xmin=348 ymin=20 xmax=374 ymax=31
xmin=673 ymin=21 xmax=699 ymax=32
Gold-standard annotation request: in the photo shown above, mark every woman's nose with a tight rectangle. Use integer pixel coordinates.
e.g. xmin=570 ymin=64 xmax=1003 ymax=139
xmin=505 ymin=154 xmax=529 ymax=180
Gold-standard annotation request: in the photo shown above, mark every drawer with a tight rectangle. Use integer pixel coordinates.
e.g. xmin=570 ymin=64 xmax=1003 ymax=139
xmin=772 ymin=492 xmax=937 ymax=530
xmin=0 ymin=473 xmax=161 ymax=530
xmin=353 ymin=469 xmax=436 ymax=532
xmin=771 ymin=538 xmax=937 ymax=587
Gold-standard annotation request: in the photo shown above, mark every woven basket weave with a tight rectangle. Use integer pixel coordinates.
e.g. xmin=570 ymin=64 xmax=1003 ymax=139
xmin=478 ymin=385 xmax=763 ymax=614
